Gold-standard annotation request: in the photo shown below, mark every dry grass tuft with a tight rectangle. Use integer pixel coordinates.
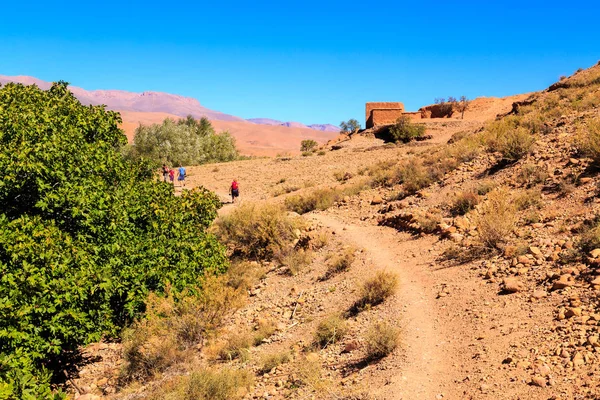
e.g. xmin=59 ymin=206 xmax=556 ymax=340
xmin=450 ymin=191 xmax=479 ymax=216
xmin=217 ymin=331 xmax=253 ymax=361
xmin=314 ymin=315 xmax=348 ymax=348
xmin=252 ymin=319 xmax=277 ymax=346
xmin=354 ymin=271 xmax=398 ymax=310
xmin=483 ymin=117 xmax=535 ymax=162
xmin=576 ymin=117 xmax=600 ymax=165
xmin=258 ymin=351 xmax=291 ymax=374
xmin=475 ymin=188 xmax=517 ymax=250
xmin=285 ymin=181 xmax=369 ymax=214
xmin=147 ymin=368 xmax=253 ymax=400
xmin=280 ymin=249 xmax=313 ymax=276
xmin=213 ymin=202 xmax=303 ymax=260
xmin=322 ymin=247 xmax=356 ymax=279
xmin=121 ymin=276 xmax=245 ymax=381
xmin=364 ymin=321 xmax=400 ymax=361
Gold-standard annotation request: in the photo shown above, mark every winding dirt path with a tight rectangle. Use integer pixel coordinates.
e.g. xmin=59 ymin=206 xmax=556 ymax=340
xmin=309 ymin=214 xmax=455 ymax=399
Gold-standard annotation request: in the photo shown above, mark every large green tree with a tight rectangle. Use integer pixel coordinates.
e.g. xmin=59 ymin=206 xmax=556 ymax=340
xmin=132 ymin=116 xmax=239 ymax=166
xmin=0 ymin=82 xmax=227 ymax=398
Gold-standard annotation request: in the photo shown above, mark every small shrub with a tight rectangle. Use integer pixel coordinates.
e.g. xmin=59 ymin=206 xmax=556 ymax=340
xmin=258 ymin=351 xmax=290 ymax=374
xmin=302 ymin=151 xmax=313 ymax=157
xmin=334 ymin=171 xmax=354 ymax=182
xmin=475 ymin=188 xmax=517 ymax=250
xmin=301 ymin=139 xmax=318 ymax=153
xmin=484 ymin=117 xmax=535 ymax=162
xmin=389 ymin=116 xmax=426 ymax=143
xmin=285 ymin=182 xmax=369 ymax=214
xmin=513 ymin=189 xmax=543 ymax=210
xmin=293 ymin=355 xmax=329 ymax=392
xmin=576 ymin=117 xmax=600 ymax=165
xmin=281 ymin=249 xmax=313 ymax=275
xmin=314 ymin=315 xmax=348 ymax=348
xmin=317 ymin=150 xmax=327 ymax=156
xmin=253 ymin=319 xmax=278 ymax=346
xmin=323 ymin=247 xmax=356 ymax=279
xmin=218 ymin=332 xmax=252 ymax=361
xmin=355 ymin=271 xmax=398 ymax=309
xmin=414 ymin=211 xmax=443 ymax=234
xmin=214 ymin=203 xmax=303 ymax=260
xmin=170 ymin=368 xmax=253 ymax=400
xmin=476 ymin=180 xmax=496 ymax=195
xmin=364 ymin=322 xmax=400 ymax=360
xmin=311 ymin=231 xmax=330 ymax=250
xmin=578 ymin=218 xmax=600 ymax=254
xmin=450 ymin=191 xmax=479 ymax=215
xmin=517 ymin=164 xmax=548 ymax=187
xmin=225 ymin=260 xmax=264 ymax=292
xmin=121 ymin=276 xmax=245 ymax=381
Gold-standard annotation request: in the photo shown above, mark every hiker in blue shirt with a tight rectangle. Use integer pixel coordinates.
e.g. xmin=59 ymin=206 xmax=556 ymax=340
xmin=177 ymin=165 xmax=186 ymax=187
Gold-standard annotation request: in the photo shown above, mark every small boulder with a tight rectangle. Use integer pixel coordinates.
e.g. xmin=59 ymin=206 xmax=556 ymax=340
xmin=503 ymin=277 xmax=524 ymax=293
xmin=531 ymin=376 xmax=546 ymax=387
xmin=371 ymin=195 xmax=384 ymax=205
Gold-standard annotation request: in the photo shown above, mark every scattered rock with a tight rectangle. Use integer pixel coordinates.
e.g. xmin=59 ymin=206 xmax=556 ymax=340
xmin=531 ymin=376 xmax=546 ymax=387
xmin=502 ymin=277 xmax=524 ymax=293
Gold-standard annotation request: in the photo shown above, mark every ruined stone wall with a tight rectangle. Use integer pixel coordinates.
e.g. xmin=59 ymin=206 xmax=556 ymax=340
xmin=371 ymin=109 xmax=406 ymax=126
xmin=366 ymin=102 xmax=404 ymax=128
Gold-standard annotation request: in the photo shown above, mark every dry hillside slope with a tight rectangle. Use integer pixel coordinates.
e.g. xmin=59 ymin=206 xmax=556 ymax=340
xmin=67 ymin=62 xmax=600 ymax=400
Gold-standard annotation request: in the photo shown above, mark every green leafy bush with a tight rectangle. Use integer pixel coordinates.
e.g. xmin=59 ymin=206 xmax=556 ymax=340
xmin=132 ymin=115 xmax=239 ymax=165
xmin=389 ymin=116 xmax=426 ymax=143
xmin=0 ymin=82 xmax=227 ymax=397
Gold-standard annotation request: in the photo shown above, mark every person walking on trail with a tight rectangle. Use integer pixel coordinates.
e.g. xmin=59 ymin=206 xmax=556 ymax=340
xmin=168 ymin=168 xmax=175 ymax=184
xmin=230 ymin=179 xmax=239 ymax=203
xmin=161 ymin=164 xmax=169 ymax=182
xmin=177 ymin=165 xmax=186 ymax=187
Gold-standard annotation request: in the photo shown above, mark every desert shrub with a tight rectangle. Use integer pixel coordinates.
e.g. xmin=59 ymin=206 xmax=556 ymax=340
xmin=576 ymin=117 xmax=600 ymax=165
xmin=285 ymin=182 xmax=369 ymax=214
xmin=476 ymin=180 xmax=497 ymax=195
xmin=513 ymin=189 xmax=543 ymax=211
xmin=281 ymin=249 xmax=313 ymax=276
xmin=148 ymin=368 xmax=253 ymax=400
xmin=133 ymin=115 xmax=239 ymax=165
xmin=389 ymin=116 xmax=426 ymax=143
xmin=273 ymin=185 xmax=300 ymax=197
xmin=225 ymin=261 xmax=264 ymax=292
xmin=311 ymin=231 xmax=330 ymax=250
xmin=355 ymin=271 xmax=398 ymax=309
xmin=0 ymin=82 xmax=227 ymax=397
xmin=517 ymin=164 xmax=549 ymax=186
xmin=122 ymin=276 xmax=245 ymax=381
xmin=475 ymin=188 xmax=517 ymax=249
xmin=364 ymin=322 xmax=400 ymax=360
xmin=323 ymin=247 xmax=356 ymax=279
xmin=483 ymin=117 xmax=535 ymax=161
xmin=292 ymin=355 xmax=329 ymax=392
xmin=317 ymin=150 xmax=327 ymax=156
xmin=450 ymin=191 xmax=479 ymax=215
xmin=218 ymin=332 xmax=253 ymax=361
xmin=301 ymin=139 xmax=318 ymax=153
xmin=314 ymin=315 xmax=348 ymax=348
xmin=258 ymin=351 xmax=290 ymax=374
xmin=414 ymin=211 xmax=443 ymax=233
xmin=214 ymin=202 xmax=303 ymax=260
xmin=334 ymin=171 xmax=354 ymax=182
xmin=253 ymin=319 xmax=277 ymax=346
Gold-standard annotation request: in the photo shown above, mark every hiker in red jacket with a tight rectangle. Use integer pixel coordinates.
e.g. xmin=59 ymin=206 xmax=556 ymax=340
xmin=230 ymin=179 xmax=239 ymax=203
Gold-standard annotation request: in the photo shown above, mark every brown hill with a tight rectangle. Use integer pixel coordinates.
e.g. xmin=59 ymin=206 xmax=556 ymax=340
xmin=118 ymin=111 xmax=338 ymax=156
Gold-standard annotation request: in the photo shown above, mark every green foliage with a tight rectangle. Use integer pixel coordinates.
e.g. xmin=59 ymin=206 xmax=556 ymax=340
xmin=0 ymin=82 xmax=227 ymax=397
xmin=300 ymin=139 xmax=318 ymax=153
xmin=340 ymin=119 xmax=361 ymax=134
xmin=389 ymin=116 xmax=426 ymax=143
xmin=132 ymin=116 xmax=239 ymax=166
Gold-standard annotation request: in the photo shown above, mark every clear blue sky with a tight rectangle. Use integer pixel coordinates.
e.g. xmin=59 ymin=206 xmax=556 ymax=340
xmin=1 ymin=0 xmax=599 ymax=126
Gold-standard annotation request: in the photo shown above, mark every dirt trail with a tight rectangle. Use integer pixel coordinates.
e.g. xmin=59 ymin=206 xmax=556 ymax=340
xmin=309 ymin=214 xmax=455 ymax=399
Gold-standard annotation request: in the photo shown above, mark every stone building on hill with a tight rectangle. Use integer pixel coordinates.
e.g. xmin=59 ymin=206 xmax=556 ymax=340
xmin=365 ymin=102 xmax=422 ymax=129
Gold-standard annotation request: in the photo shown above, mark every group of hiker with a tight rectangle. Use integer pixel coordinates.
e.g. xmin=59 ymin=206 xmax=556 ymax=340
xmin=162 ymin=164 xmax=187 ymax=186
xmin=161 ymin=164 xmax=240 ymax=203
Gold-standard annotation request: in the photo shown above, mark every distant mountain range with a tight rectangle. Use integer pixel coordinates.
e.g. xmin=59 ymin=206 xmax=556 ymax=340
xmin=0 ymin=75 xmax=340 ymax=156
xmin=247 ymin=118 xmax=339 ymax=132
xmin=0 ymin=75 xmax=337 ymax=131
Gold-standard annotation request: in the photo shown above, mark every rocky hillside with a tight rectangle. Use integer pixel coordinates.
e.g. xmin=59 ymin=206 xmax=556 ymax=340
xmin=63 ymin=62 xmax=600 ymax=400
